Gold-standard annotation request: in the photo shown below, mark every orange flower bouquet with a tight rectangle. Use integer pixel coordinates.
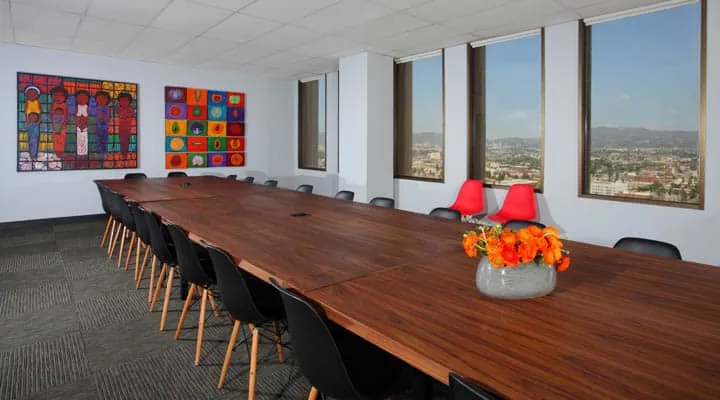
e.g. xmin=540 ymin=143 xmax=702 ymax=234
xmin=463 ymin=224 xmax=571 ymax=299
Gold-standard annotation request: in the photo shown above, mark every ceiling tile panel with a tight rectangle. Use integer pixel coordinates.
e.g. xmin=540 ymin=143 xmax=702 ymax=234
xmin=73 ymin=17 xmax=144 ymax=54
xmin=168 ymin=35 xmax=239 ymax=65
xmin=1 ymin=1 xmax=12 ymax=42
xmin=215 ymin=43 xmax=279 ymax=64
xmin=293 ymin=35 xmax=365 ymax=57
xmin=244 ymin=25 xmax=322 ymax=50
xmin=11 ymin=3 xmax=82 ymax=38
xmin=294 ymin=0 xmax=394 ymax=33
xmin=86 ymin=0 xmax=172 ymax=25
xmin=192 ymin=0 xmax=256 ymax=11
xmin=337 ymin=12 xmax=430 ymax=41
xmin=11 ymin=0 xmax=91 ymax=14
xmin=241 ymin=0 xmax=340 ymax=23
xmin=152 ymin=0 xmax=233 ymax=34
xmin=404 ymin=0 xmax=511 ymax=23
xmin=122 ymin=27 xmax=195 ymax=59
xmin=203 ymin=13 xmax=281 ymax=43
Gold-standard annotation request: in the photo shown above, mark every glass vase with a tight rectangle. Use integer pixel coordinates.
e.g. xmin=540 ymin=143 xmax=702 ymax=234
xmin=475 ymin=257 xmax=556 ymax=299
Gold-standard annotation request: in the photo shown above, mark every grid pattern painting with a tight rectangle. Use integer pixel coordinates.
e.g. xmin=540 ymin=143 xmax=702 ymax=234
xmin=17 ymin=72 xmax=138 ymax=172
xmin=164 ymin=86 xmax=246 ymax=169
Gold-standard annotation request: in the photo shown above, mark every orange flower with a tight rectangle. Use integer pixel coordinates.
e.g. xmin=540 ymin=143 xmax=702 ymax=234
xmin=462 ymin=233 xmax=478 ymax=257
xmin=543 ymin=226 xmax=560 ymax=237
xmin=528 ymin=225 xmax=543 ymax=237
xmin=500 ymin=231 xmax=517 ymax=247
xmin=516 ymin=228 xmax=532 ymax=243
xmin=557 ymin=256 xmax=571 ymax=272
xmin=502 ymin=246 xmax=520 ymax=267
xmin=543 ymin=249 xmax=557 ymax=265
xmin=518 ymin=243 xmax=538 ymax=263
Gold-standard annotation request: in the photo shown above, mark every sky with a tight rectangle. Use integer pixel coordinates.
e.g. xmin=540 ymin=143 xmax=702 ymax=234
xmin=410 ymin=2 xmax=701 ymax=137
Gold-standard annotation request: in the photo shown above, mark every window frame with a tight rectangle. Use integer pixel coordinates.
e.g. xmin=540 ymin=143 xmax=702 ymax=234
xmin=298 ymin=75 xmax=328 ymax=171
xmin=467 ymin=30 xmax=546 ymax=193
xmin=393 ymin=50 xmax=446 ymax=183
xmin=578 ymin=1 xmax=707 ymax=210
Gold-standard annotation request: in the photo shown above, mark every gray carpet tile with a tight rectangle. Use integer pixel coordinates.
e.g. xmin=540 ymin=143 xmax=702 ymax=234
xmin=0 ymin=252 xmax=64 ymax=274
xmin=0 ymin=241 xmax=59 ymax=257
xmin=28 ymin=375 xmax=99 ymax=400
xmin=0 ymin=302 xmax=80 ymax=353
xmin=0 ymin=280 xmax=73 ymax=317
xmin=56 ymin=234 xmax=105 ymax=251
xmin=76 ymin=290 xmax=149 ymax=332
xmin=1 ymin=231 xmax=56 ymax=248
xmin=0 ymin=332 xmax=91 ymax=399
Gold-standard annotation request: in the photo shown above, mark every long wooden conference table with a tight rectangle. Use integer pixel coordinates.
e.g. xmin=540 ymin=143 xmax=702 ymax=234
xmin=97 ymin=176 xmax=720 ymax=400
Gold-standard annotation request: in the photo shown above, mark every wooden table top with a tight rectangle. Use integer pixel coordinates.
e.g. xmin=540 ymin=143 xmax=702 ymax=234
xmin=308 ymin=242 xmax=720 ymax=399
xmin=140 ymin=187 xmax=468 ymax=291
xmin=103 ymin=177 xmax=720 ymax=399
xmin=95 ymin=176 xmax=219 ymax=202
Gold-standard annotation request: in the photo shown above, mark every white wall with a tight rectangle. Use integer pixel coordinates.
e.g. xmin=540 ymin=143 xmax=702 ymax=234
xmin=392 ymin=9 xmax=720 ymax=265
xmin=0 ymin=43 xmax=293 ymax=223
xmin=339 ymin=53 xmax=369 ymax=200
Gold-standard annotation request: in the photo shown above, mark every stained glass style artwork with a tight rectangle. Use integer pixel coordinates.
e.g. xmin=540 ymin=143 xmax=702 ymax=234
xmin=164 ymin=86 xmax=245 ymax=169
xmin=17 ymin=72 xmax=138 ymax=171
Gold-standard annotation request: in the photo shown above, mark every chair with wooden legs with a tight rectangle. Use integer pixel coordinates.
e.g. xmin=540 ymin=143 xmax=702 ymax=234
xmin=167 ymin=224 xmax=220 ymax=366
xmin=272 ymin=280 xmax=414 ymax=400
xmin=206 ymin=245 xmax=286 ymax=398
xmin=129 ymin=203 xmax=153 ymax=286
xmin=106 ymin=192 xmax=127 ymax=260
xmin=114 ymin=198 xmax=138 ymax=270
xmin=95 ymin=184 xmax=113 ymax=248
xmin=144 ymin=210 xmax=180 ymax=331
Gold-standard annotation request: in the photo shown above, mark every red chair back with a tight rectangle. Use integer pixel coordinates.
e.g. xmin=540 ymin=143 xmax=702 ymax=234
xmin=488 ymin=184 xmax=537 ymax=223
xmin=450 ymin=179 xmax=485 ymax=216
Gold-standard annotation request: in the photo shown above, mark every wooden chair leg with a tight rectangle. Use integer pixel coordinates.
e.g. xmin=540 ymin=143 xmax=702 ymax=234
xmin=175 ymin=283 xmax=197 ymax=340
xmin=100 ymin=215 xmax=112 ymax=247
xmin=248 ymin=324 xmax=260 ymax=400
xmin=273 ymin=321 xmax=284 ymax=363
xmin=208 ymin=291 xmax=220 ymax=317
xmin=136 ymin=246 xmax=151 ymax=286
xmin=124 ymin=232 xmax=136 ymax=271
xmin=117 ymin=226 xmax=127 ymax=267
xmin=160 ymin=267 xmax=175 ymax=331
xmin=217 ymin=320 xmax=241 ymax=389
xmin=147 ymin=256 xmax=157 ymax=301
xmin=107 ymin=220 xmax=116 ymax=255
xmin=133 ymin=240 xmax=142 ymax=280
xmin=308 ymin=387 xmax=319 ymax=400
xmin=108 ymin=222 xmax=120 ymax=258
xmin=150 ymin=263 xmax=167 ymax=311
xmin=194 ymin=289 xmax=208 ymax=366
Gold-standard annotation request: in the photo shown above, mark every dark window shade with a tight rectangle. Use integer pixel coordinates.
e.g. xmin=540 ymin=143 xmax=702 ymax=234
xmin=298 ymin=78 xmax=326 ymax=170
xmin=394 ymin=62 xmax=413 ymax=177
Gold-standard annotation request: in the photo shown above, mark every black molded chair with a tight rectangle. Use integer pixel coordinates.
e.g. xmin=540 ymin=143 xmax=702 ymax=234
xmin=206 ymin=245 xmax=286 ymax=393
xmin=130 ymin=203 xmax=153 ymax=288
xmin=449 ymin=372 xmax=502 ymax=400
xmin=124 ymin=172 xmax=147 ymax=179
xmin=106 ymin=191 xmax=129 ymax=261
xmin=429 ymin=207 xmax=461 ymax=221
xmin=369 ymin=197 xmax=394 ymax=209
xmin=167 ymin=171 xmax=187 ymax=177
xmin=242 ymin=176 xmax=255 ymax=183
xmin=167 ymin=224 xmax=220 ymax=366
xmin=335 ymin=191 xmax=355 ymax=201
xmin=144 ymin=210 xmax=179 ymax=330
xmin=613 ymin=237 xmax=682 ymax=260
xmin=272 ymin=280 xmax=412 ymax=400
xmin=503 ymin=220 xmax=546 ymax=230
xmin=297 ymin=184 xmax=314 ymax=193
xmin=226 ymin=174 xmax=237 ymax=180
xmin=264 ymin=180 xmax=278 ymax=187
xmin=96 ymin=184 xmax=114 ymax=248
xmin=115 ymin=198 xmax=139 ymax=270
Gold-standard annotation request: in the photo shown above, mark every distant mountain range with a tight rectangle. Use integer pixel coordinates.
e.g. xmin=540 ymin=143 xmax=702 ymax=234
xmin=413 ymin=127 xmax=699 ymax=149
xmin=590 ymin=126 xmax=698 ymax=149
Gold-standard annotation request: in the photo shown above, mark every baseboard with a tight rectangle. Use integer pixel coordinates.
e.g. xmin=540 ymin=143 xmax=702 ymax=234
xmin=0 ymin=214 xmax=107 ymax=229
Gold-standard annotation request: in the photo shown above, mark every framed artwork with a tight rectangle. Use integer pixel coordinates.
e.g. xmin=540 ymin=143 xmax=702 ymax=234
xmin=164 ymin=86 xmax=246 ymax=169
xmin=17 ymin=72 xmax=138 ymax=171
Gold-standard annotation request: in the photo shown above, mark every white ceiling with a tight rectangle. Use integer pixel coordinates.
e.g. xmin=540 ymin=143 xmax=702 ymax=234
xmin=0 ymin=0 xmax=667 ymax=79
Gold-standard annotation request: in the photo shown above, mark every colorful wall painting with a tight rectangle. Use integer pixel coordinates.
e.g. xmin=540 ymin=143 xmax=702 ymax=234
xmin=17 ymin=72 xmax=138 ymax=171
xmin=164 ymin=86 xmax=246 ymax=169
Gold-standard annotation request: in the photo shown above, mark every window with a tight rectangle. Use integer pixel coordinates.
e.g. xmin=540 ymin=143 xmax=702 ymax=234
xmin=394 ymin=52 xmax=444 ymax=181
xmin=298 ymin=76 xmax=326 ymax=170
xmin=580 ymin=1 xmax=705 ymax=208
xmin=469 ymin=31 xmax=544 ymax=190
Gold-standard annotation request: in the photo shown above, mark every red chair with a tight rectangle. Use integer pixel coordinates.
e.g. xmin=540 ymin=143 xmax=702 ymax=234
xmin=450 ymin=179 xmax=486 ymax=217
xmin=488 ymin=184 xmax=537 ymax=224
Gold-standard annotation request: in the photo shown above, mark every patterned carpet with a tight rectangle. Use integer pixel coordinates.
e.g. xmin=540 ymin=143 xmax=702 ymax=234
xmin=0 ymin=216 xmax=312 ymax=400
